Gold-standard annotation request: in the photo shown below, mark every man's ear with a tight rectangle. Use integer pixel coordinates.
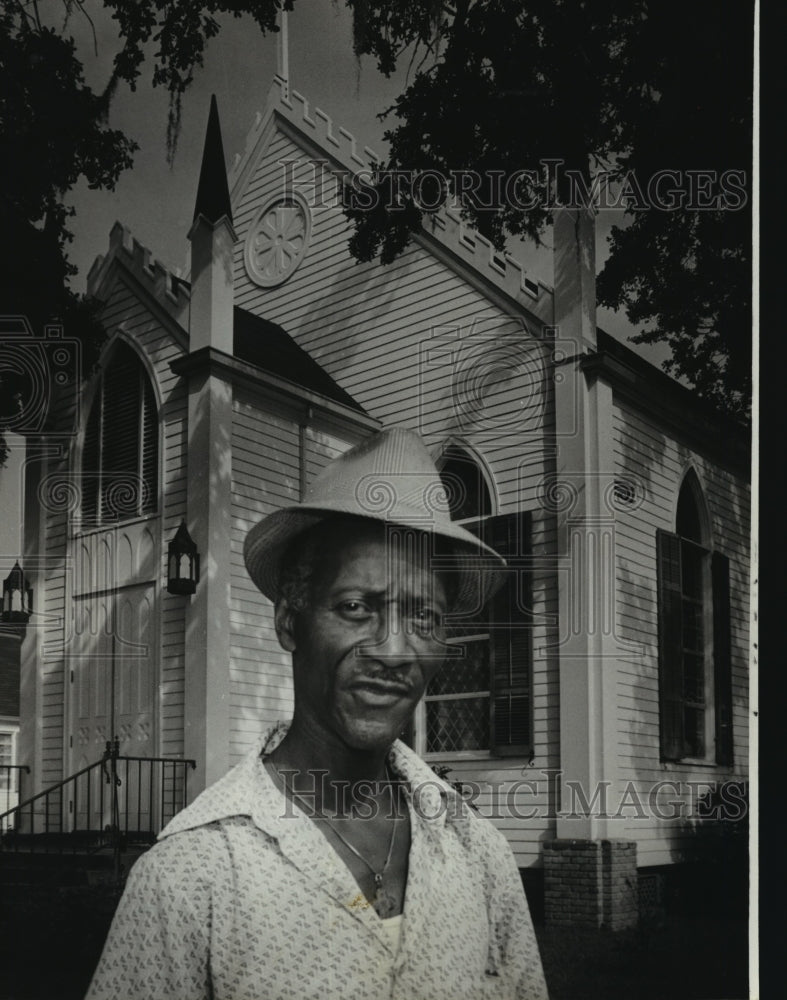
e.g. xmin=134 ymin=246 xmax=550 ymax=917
xmin=274 ymin=599 xmax=297 ymax=652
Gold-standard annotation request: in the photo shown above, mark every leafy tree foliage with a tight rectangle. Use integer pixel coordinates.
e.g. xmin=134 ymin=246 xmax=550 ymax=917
xmin=0 ymin=4 xmax=136 ymax=458
xmin=343 ymin=0 xmax=753 ymax=419
xmin=103 ymin=0 xmax=289 ymax=158
xmin=1 ymin=5 xmax=135 ymax=340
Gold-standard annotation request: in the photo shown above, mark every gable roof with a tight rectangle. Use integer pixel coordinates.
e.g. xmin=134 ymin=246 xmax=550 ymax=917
xmin=227 ymin=78 xmax=553 ymax=326
xmin=88 ymin=226 xmax=367 ymax=416
xmin=232 ymin=306 xmax=365 ymax=413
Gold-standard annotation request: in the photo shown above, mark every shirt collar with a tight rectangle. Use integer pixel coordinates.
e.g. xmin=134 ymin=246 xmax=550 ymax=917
xmin=159 ymin=721 xmax=469 ymax=841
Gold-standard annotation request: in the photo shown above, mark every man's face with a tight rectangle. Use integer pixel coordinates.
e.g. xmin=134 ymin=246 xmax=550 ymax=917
xmin=276 ymin=521 xmax=449 ymax=755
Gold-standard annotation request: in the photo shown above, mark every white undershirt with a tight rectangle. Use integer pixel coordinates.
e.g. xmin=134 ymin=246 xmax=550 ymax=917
xmin=378 ymin=913 xmax=403 ymax=955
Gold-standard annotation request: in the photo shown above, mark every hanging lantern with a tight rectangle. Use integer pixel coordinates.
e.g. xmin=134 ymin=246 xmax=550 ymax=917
xmin=1 ymin=561 xmax=33 ymax=624
xmin=167 ymin=521 xmax=200 ymax=595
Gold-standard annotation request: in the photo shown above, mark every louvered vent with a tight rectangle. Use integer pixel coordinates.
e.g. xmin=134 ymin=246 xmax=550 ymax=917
xmin=81 ymin=343 xmax=158 ymax=524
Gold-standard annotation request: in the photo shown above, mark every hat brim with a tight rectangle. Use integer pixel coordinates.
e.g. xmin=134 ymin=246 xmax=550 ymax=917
xmin=243 ymin=502 xmax=507 ymax=615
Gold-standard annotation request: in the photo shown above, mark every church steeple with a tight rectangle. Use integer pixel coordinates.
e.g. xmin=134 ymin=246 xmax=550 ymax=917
xmin=193 ymin=94 xmax=233 ymax=227
xmin=188 ymin=95 xmax=236 ymax=355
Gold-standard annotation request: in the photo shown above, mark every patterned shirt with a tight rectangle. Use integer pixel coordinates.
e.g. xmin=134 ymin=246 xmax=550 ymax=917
xmin=86 ymin=725 xmax=549 ymax=1000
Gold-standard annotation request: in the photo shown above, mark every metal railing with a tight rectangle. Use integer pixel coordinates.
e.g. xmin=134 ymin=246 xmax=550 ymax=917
xmin=0 ymin=740 xmax=196 ymax=868
xmin=0 ymin=764 xmax=30 ymax=817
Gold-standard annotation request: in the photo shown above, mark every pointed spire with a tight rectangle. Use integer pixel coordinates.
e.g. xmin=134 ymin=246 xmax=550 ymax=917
xmin=193 ymin=94 xmax=233 ymax=227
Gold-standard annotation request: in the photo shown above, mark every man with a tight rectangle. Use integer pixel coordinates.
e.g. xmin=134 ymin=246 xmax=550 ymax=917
xmin=86 ymin=427 xmax=549 ymax=1000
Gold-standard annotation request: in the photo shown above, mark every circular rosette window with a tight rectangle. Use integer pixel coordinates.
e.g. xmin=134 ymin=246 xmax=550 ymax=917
xmin=244 ymin=192 xmax=313 ymax=287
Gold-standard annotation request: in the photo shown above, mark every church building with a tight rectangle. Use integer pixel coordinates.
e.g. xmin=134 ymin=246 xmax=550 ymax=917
xmin=7 ymin=77 xmax=751 ymax=928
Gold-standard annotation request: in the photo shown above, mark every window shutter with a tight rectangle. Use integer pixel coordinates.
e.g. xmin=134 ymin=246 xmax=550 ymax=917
xmin=140 ymin=376 xmax=158 ymax=515
xmin=483 ymin=511 xmax=532 ymax=757
xmin=712 ymin=552 xmax=733 ymax=766
xmin=80 ymin=346 xmax=159 ymax=525
xmin=657 ymin=529 xmax=684 ymax=760
xmin=101 ymin=356 xmax=142 ymax=520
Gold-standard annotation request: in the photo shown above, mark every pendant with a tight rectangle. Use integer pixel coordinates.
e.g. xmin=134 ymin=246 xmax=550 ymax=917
xmin=373 ymin=887 xmax=398 ymax=919
xmin=373 ymin=873 xmax=397 ymax=918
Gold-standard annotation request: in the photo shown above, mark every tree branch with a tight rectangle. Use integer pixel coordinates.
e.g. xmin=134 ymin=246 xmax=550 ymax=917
xmin=74 ymin=0 xmax=99 ymax=56
xmin=11 ymin=0 xmax=39 ymax=31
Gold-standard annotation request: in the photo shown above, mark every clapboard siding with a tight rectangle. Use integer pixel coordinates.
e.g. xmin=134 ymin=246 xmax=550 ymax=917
xmin=229 ymin=397 xmax=299 ymax=764
xmin=227 ymin=119 xmax=560 ymax=865
xmin=233 ymin=134 xmax=546 ymax=421
xmin=33 ymin=273 xmax=191 ymax=791
xmin=612 ymin=399 xmax=750 ymax=863
xmin=39 ymin=386 xmax=73 ymax=785
xmin=228 ymin=388 xmax=362 ymax=765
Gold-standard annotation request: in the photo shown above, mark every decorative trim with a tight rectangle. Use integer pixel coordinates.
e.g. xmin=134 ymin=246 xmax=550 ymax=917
xmin=243 ymin=190 xmax=313 ymax=288
xmin=87 ymin=223 xmax=190 ymax=342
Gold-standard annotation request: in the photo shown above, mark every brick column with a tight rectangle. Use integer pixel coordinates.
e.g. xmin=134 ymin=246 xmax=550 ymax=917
xmin=543 ymin=839 xmax=638 ymax=930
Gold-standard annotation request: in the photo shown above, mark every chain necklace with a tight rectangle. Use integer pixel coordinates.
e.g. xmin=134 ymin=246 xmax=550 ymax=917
xmin=268 ymin=761 xmax=402 ymax=918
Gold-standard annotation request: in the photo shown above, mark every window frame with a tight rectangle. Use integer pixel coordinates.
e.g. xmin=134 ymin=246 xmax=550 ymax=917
xmin=420 ymin=509 xmax=534 ymax=762
xmin=677 ymin=535 xmax=715 ymax=761
xmin=422 ymin=630 xmax=493 ymax=760
xmin=656 ymin=479 xmax=734 ymax=767
xmin=481 ymin=511 xmax=534 ymax=758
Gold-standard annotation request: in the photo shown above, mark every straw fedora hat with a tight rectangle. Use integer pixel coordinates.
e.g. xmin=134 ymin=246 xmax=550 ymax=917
xmin=243 ymin=427 xmax=507 ymax=613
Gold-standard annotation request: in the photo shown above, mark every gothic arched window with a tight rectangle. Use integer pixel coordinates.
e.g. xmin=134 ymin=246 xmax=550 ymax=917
xmin=81 ymin=343 xmax=158 ymax=524
xmin=657 ymin=470 xmax=733 ymax=764
xmin=439 ymin=446 xmax=492 ymax=522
